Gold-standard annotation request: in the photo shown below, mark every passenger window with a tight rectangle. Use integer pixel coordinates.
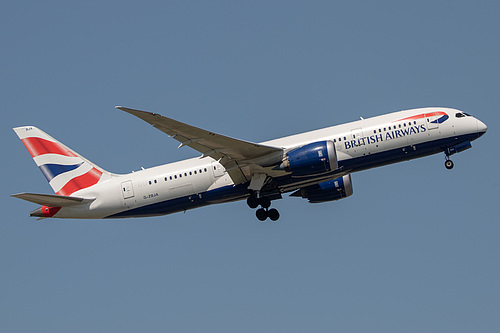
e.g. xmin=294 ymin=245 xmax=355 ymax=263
xmin=149 ymin=181 xmax=151 ymax=185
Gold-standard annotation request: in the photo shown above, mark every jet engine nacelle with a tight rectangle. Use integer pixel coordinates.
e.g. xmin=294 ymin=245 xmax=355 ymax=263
xmin=279 ymin=140 xmax=338 ymax=177
xmin=291 ymin=174 xmax=353 ymax=203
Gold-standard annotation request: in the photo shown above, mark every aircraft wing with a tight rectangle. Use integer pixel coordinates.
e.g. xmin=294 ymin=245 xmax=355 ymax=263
xmin=117 ymin=107 xmax=285 ymax=184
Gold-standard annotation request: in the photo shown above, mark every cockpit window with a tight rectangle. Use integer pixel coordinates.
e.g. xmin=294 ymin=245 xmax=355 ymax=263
xmin=463 ymin=112 xmax=472 ymax=116
xmin=455 ymin=113 xmax=465 ymax=118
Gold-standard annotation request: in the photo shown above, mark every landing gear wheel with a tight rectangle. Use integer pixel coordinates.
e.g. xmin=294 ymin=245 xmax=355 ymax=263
xmin=256 ymin=208 xmax=268 ymax=221
xmin=268 ymin=208 xmax=280 ymax=221
xmin=259 ymin=197 xmax=271 ymax=209
xmin=445 ymin=159 xmax=454 ymax=170
xmin=247 ymin=196 xmax=259 ymax=209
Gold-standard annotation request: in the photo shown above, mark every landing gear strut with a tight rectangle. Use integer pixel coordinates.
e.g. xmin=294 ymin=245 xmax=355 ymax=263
xmin=247 ymin=193 xmax=280 ymax=222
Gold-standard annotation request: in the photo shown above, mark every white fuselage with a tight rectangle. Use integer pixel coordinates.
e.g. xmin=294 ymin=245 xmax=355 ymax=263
xmin=54 ymin=107 xmax=486 ymax=218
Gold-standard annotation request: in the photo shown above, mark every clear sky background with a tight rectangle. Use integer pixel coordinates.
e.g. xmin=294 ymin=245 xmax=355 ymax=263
xmin=1 ymin=1 xmax=498 ymax=332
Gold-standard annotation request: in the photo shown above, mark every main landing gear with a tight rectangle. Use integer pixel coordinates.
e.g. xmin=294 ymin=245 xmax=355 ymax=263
xmin=247 ymin=194 xmax=280 ymax=221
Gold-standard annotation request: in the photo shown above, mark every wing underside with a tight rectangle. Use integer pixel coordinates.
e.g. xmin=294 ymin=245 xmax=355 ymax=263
xmin=117 ymin=107 xmax=285 ymax=184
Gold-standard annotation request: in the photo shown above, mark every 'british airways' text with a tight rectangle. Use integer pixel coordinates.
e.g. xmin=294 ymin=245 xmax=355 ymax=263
xmin=344 ymin=124 xmax=427 ymax=149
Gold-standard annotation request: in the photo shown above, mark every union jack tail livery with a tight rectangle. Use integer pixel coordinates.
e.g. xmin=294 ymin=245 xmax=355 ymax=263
xmin=13 ymin=126 xmax=112 ymax=196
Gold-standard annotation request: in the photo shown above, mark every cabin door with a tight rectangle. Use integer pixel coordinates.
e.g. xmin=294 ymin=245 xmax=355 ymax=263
xmin=212 ymin=161 xmax=225 ymax=178
xmin=121 ymin=180 xmax=135 ymax=199
xmin=425 ymin=114 xmax=439 ymax=130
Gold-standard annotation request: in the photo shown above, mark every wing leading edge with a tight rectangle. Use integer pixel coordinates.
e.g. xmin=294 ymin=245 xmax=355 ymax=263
xmin=117 ymin=107 xmax=285 ymax=184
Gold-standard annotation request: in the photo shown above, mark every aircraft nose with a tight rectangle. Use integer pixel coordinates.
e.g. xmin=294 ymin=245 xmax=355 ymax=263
xmin=476 ymin=119 xmax=487 ymax=137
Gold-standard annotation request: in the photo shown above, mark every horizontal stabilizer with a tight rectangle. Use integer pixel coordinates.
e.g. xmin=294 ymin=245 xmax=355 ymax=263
xmin=11 ymin=193 xmax=95 ymax=207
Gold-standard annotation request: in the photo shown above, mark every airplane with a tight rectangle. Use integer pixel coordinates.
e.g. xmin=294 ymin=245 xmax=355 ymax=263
xmin=12 ymin=106 xmax=487 ymax=221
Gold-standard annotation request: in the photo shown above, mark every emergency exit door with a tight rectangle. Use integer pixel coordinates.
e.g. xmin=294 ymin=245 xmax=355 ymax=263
xmin=121 ymin=181 xmax=134 ymax=199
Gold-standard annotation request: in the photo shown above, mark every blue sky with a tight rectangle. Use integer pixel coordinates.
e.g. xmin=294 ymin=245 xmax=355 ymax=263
xmin=1 ymin=1 xmax=499 ymax=332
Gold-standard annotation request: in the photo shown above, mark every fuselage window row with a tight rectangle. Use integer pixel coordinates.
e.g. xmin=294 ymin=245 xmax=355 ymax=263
xmin=149 ymin=168 xmax=210 ymax=185
xmin=335 ymin=120 xmax=423 ymax=143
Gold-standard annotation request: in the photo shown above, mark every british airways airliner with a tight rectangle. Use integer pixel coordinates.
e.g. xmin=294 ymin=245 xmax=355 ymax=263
xmin=12 ymin=107 xmax=487 ymax=221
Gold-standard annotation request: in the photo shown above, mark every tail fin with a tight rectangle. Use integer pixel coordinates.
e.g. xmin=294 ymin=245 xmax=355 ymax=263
xmin=13 ymin=126 xmax=113 ymax=196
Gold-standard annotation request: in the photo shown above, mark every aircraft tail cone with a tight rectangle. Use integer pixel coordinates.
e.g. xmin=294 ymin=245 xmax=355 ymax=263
xmin=30 ymin=207 xmax=43 ymax=217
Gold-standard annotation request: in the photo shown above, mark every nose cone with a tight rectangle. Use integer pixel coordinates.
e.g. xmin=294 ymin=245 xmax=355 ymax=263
xmin=476 ymin=119 xmax=487 ymax=138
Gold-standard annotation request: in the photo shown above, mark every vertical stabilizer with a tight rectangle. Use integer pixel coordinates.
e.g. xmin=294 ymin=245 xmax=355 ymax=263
xmin=13 ymin=126 xmax=113 ymax=196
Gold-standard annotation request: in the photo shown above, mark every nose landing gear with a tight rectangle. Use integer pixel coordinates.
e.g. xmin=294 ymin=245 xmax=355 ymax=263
xmin=445 ymin=158 xmax=454 ymax=170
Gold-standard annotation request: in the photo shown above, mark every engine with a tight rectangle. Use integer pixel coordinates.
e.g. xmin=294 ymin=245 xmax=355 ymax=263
xmin=278 ymin=140 xmax=338 ymax=177
xmin=291 ymin=174 xmax=353 ymax=203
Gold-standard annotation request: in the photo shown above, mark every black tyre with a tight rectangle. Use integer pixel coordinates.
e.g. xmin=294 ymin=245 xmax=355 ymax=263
xmin=445 ymin=160 xmax=454 ymax=170
xmin=259 ymin=196 xmax=271 ymax=209
xmin=268 ymin=208 xmax=280 ymax=221
xmin=247 ymin=196 xmax=259 ymax=209
xmin=256 ymin=208 xmax=268 ymax=221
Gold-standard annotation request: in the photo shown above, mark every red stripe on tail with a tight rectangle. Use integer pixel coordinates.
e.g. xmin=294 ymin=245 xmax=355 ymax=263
xmin=21 ymin=137 xmax=78 ymax=158
xmin=56 ymin=168 xmax=103 ymax=196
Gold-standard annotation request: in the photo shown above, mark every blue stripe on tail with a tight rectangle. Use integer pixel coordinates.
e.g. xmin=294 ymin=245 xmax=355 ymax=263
xmin=39 ymin=163 xmax=83 ymax=182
